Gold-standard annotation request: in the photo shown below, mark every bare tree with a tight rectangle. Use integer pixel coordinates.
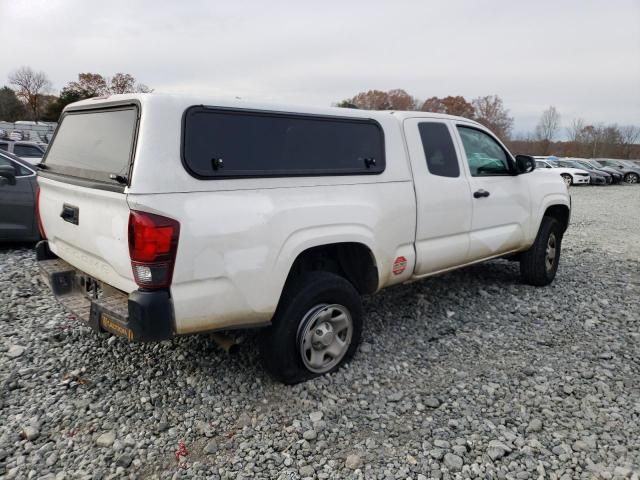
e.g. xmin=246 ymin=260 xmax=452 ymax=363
xmin=567 ymin=118 xmax=586 ymax=144
xmin=472 ymin=95 xmax=513 ymax=139
xmin=534 ymin=106 xmax=561 ymax=155
xmin=8 ymin=66 xmax=52 ymax=122
xmin=565 ymin=118 xmax=587 ymax=157
xmin=535 ymin=106 xmax=561 ymax=142
xmin=619 ymin=125 xmax=640 ymax=159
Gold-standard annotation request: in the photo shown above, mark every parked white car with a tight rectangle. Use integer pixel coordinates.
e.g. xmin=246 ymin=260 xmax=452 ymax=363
xmin=36 ymin=94 xmax=571 ymax=383
xmin=0 ymin=140 xmax=46 ymax=165
xmin=533 ymin=157 xmax=590 ymax=186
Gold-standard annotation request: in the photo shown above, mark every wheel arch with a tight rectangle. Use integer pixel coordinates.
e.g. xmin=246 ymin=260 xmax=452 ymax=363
xmin=543 ymin=203 xmax=571 ymax=233
xmin=282 ymin=241 xmax=380 ymax=295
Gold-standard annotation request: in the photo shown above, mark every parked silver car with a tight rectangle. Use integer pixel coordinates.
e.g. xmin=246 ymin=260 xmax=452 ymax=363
xmin=0 ymin=150 xmax=40 ymax=241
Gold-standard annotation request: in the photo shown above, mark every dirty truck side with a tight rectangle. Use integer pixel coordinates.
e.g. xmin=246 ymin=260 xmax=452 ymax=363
xmin=36 ymin=94 xmax=570 ymax=383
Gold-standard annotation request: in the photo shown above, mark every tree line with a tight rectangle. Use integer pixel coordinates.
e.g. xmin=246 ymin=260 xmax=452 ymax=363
xmin=337 ymin=89 xmax=640 ymax=159
xmin=0 ymin=66 xmax=151 ymax=123
xmin=1 ymin=68 xmax=638 ymax=159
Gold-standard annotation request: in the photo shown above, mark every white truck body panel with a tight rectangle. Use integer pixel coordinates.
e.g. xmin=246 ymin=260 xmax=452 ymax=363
xmin=37 ymin=94 xmax=570 ymax=335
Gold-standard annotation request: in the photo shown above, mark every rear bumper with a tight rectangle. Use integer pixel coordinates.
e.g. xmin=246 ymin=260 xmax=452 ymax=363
xmin=36 ymin=241 xmax=174 ymax=342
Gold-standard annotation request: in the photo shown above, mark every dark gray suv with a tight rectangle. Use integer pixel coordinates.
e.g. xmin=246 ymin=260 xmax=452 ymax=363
xmin=0 ymin=150 xmax=40 ymax=241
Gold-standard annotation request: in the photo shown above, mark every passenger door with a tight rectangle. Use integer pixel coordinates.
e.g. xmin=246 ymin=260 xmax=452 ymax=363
xmin=404 ymin=118 xmax=473 ymax=275
xmin=454 ymin=124 xmax=531 ymax=260
xmin=0 ymin=156 xmax=36 ymax=241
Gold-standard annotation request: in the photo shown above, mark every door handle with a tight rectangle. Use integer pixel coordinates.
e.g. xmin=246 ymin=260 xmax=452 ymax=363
xmin=473 ymin=189 xmax=490 ymax=199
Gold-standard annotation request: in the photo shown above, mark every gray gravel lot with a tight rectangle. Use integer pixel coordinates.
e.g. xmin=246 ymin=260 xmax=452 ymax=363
xmin=1 ymin=185 xmax=639 ymax=480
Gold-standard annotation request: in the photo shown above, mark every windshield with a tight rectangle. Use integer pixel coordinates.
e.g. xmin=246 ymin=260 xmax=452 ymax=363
xmin=558 ymin=161 xmax=581 ymax=169
xmin=43 ymin=106 xmax=138 ymax=185
xmin=548 ymin=160 xmax=561 ymax=168
xmin=575 ymin=162 xmax=594 ymax=170
xmin=621 ymin=160 xmax=639 ymax=168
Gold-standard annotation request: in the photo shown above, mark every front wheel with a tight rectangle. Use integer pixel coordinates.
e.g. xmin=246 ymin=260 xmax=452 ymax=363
xmin=624 ymin=172 xmax=639 ymax=184
xmin=259 ymin=272 xmax=363 ymax=384
xmin=520 ymin=217 xmax=563 ymax=286
xmin=561 ymin=174 xmax=573 ymax=187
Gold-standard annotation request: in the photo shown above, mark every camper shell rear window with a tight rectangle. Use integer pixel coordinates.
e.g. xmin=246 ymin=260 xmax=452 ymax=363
xmin=181 ymin=106 xmax=385 ymax=178
xmin=41 ymin=105 xmax=138 ymax=190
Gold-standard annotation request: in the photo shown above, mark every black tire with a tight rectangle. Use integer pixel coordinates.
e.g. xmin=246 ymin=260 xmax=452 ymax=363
xmin=520 ymin=216 xmax=563 ymax=286
xmin=259 ymin=271 xmax=363 ymax=384
xmin=624 ymin=172 xmax=639 ymax=184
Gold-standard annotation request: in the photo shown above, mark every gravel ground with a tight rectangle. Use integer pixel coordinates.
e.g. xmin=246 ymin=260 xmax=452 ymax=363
xmin=1 ymin=185 xmax=639 ymax=480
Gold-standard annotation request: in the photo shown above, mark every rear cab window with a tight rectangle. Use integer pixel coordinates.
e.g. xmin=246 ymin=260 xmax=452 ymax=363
xmin=41 ymin=105 xmax=139 ymax=191
xmin=182 ymin=107 xmax=385 ymax=178
xmin=418 ymin=122 xmax=459 ymax=178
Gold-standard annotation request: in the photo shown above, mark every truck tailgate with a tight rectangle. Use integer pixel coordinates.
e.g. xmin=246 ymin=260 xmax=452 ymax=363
xmin=38 ymin=176 xmax=137 ymax=293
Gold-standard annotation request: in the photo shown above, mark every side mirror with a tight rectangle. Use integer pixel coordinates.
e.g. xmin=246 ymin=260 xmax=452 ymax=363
xmin=515 ymin=155 xmax=536 ymax=174
xmin=0 ymin=165 xmax=17 ymax=186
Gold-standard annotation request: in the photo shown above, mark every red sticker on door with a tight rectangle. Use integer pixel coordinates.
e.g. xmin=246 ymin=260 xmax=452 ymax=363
xmin=392 ymin=256 xmax=407 ymax=275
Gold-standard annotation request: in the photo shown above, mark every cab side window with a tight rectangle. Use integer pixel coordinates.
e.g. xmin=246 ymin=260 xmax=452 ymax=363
xmin=457 ymin=126 xmax=511 ymax=176
xmin=418 ymin=122 xmax=459 ymax=178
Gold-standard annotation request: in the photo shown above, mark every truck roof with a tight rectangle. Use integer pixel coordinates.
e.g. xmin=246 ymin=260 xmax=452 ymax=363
xmin=64 ymin=93 xmax=484 ymax=128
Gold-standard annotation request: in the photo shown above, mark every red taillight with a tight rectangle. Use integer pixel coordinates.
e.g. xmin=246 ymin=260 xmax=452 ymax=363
xmin=128 ymin=210 xmax=180 ymax=289
xmin=35 ymin=186 xmax=47 ymax=239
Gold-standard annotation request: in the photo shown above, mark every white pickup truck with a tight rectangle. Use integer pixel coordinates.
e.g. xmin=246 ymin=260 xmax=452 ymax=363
xmin=35 ymin=94 xmax=570 ymax=383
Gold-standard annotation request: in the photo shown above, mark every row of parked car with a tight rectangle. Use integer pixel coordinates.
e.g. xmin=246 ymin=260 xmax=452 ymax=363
xmin=0 ymin=146 xmax=638 ymax=243
xmin=534 ymin=156 xmax=640 ymax=186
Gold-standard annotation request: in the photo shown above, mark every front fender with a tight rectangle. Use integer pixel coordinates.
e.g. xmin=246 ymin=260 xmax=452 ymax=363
xmin=529 ymin=193 xmax=571 ymax=248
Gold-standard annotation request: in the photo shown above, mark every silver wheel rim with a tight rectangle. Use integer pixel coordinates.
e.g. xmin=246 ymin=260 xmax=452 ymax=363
xmin=628 ymin=174 xmax=638 ymax=184
xmin=545 ymin=232 xmax=557 ymax=272
xmin=562 ymin=175 xmax=572 ymax=187
xmin=297 ymin=304 xmax=353 ymax=374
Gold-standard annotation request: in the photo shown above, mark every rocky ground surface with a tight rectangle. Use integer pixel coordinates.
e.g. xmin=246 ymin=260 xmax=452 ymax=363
xmin=1 ymin=185 xmax=639 ymax=480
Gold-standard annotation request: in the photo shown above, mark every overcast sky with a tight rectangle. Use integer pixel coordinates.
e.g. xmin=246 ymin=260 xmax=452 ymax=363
xmin=1 ymin=0 xmax=638 ymax=135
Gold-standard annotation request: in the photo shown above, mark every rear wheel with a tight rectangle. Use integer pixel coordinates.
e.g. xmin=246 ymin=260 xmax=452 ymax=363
xmin=561 ymin=174 xmax=573 ymax=187
xmin=624 ymin=172 xmax=639 ymax=184
xmin=259 ymin=271 xmax=362 ymax=384
xmin=520 ymin=217 xmax=563 ymax=286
